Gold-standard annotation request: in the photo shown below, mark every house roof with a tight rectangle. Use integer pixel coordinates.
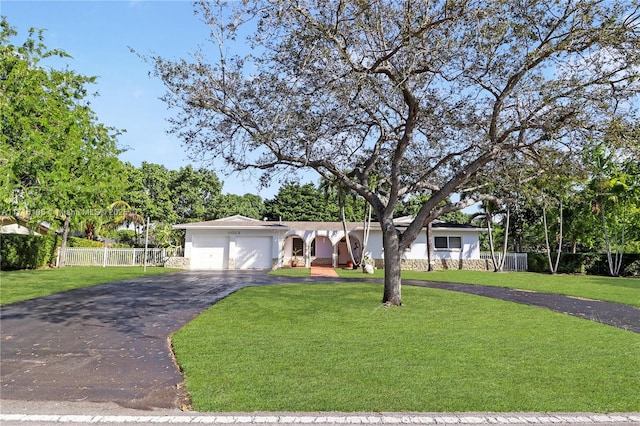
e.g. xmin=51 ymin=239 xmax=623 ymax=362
xmin=173 ymin=215 xmax=482 ymax=232
xmin=0 ymin=216 xmax=51 ymax=235
xmin=173 ymin=215 xmax=288 ymax=230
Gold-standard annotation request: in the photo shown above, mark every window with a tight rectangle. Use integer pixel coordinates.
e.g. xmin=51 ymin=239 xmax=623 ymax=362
xmin=434 ymin=236 xmax=462 ymax=250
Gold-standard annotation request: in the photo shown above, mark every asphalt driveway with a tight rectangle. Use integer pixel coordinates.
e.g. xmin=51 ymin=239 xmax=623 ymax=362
xmin=0 ymin=271 xmax=300 ymax=409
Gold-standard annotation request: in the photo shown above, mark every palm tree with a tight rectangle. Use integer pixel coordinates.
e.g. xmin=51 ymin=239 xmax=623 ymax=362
xmin=107 ymin=200 xmax=145 ymax=244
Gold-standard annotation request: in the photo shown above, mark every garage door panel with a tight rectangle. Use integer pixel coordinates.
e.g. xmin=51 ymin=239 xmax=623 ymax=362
xmin=236 ymin=237 xmax=272 ymax=269
xmin=191 ymin=236 xmax=229 ymax=270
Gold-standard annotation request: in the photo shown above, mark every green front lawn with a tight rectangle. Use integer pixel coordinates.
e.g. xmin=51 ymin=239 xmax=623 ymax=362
xmin=333 ymin=269 xmax=640 ymax=307
xmin=172 ymin=283 xmax=640 ymax=412
xmin=0 ymin=266 xmax=180 ymax=305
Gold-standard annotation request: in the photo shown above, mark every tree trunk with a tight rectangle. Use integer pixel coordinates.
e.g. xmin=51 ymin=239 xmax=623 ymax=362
xmin=497 ymin=207 xmax=511 ymax=272
xmin=553 ymin=199 xmax=563 ymax=274
xmin=58 ymin=214 xmax=71 ymax=267
xmin=486 ymin=215 xmax=499 ymax=272
xmin=542 ymin=205 xmax=556 ymax=274
xmin=360 ymin=204 xmax=372 ymax=271
xmin=381 ymin=224 xmax=402 ymax=306
xmin=426 ymin=221 xmax=434 ymax=272
xmin=340 ymin=204 xmax=356 ymax=267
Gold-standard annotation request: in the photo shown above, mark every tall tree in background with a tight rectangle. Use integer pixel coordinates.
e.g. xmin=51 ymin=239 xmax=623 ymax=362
xmin=150 ymin=1 xmax=640 ymax=304
xmin=264 ymin=182 xmax=339 ymax=221
xmin=169 ymin=165 xmax=222 ymax=222
xmin=214 ymin=193 xmax=265 ymax=219
xmin=587 ymin=142 xmax=640 ymax=276
xmin=0 ymin=19 xmax=125 ymax=264
xmin=123 ymin=162 xmax=177 ymax=223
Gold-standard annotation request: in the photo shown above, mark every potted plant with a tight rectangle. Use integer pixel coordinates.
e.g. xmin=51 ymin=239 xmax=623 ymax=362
xmin=290 ymin=248 xmax=301 ymax=267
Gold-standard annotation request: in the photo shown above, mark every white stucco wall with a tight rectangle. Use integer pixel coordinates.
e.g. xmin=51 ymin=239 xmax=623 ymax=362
xmin=348 ymin=228 xmax=481 ymax=261
xmin=182 ymin=223 xmax=482 ymax=270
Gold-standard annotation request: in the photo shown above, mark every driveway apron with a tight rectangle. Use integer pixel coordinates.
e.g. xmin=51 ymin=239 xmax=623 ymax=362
xmin=0 ymin=271 xmax=292 ymax=409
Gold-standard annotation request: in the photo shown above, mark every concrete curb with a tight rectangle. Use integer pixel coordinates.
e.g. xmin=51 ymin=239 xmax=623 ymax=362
xmin=1 ymin=413 xmax=639 ymax=425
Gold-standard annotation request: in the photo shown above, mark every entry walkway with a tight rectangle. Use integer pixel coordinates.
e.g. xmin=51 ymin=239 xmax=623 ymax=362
xmin=310 ymin=265 xmax=340 ymax=277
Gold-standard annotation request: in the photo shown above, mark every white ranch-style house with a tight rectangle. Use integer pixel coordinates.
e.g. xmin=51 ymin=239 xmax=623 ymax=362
xmin=173 ymin=215 xmax=491 ymax=271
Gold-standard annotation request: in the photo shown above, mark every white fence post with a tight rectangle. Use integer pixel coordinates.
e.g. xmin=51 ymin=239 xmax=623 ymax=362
xmin=479 ymin=252 xmax=528 ymax=272
xmin=58 ymin=247 xmax=172 ymax=267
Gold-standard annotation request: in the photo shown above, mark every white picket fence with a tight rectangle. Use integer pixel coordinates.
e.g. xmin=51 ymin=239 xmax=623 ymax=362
xmin=57 ymin=247 xmax=183 ymax=267
xmin=480 ymin=252 xmax=528 ymax=271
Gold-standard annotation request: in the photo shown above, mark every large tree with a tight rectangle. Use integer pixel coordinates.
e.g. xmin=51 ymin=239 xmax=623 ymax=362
xmin=264 ymin=182 xmax=339 ymax=221
xmin=1 ymin=19 xmax=125 ymax=264
xmin=150 ymin=0 xmax=640 ymax=305
xmin=169 ymin=165 xmax=222 ymax=222
xmin=214 ymin=193 xmax=265 ymax=219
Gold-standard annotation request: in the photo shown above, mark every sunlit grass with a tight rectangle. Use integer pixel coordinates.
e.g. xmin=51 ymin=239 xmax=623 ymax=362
xmin=0 ymin=266 xmax=180 ymax=305
xmin=334 ymin=268 xmax=640 ymax=307
xmin=268 ymin=267 xmax=310 ymax=277
xmin=173 ymin=283 xmax=640 ymax=413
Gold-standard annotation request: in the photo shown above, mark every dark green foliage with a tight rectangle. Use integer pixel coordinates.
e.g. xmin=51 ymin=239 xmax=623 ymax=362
xmin=66 ymin=236 xmax=103 ymax=248
xmin=590 ymin=253 xmax=640 ymax=277
xmin=264 ymin=182 xmax=340 ymax=221
xmin=528 ymin=252 xmax=640 ymax=277
xmin=623 ymin=260 xmax=640 ymax=277
xmin=214 ymin=193 xmax=265 ymax=219
xmin=528 ymin=253 xmax=597 ymax=274
xmin=0 ymin=234 xmax=58 ymax=270
xmin=113 ymin=230 xmax=136 ymax=246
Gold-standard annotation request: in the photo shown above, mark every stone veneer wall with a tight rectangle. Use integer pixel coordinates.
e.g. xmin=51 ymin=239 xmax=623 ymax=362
xmin=164 ymin=256 xmax=190 ymax=269
xmin=373 ymin=258 xmax=493 ymax=271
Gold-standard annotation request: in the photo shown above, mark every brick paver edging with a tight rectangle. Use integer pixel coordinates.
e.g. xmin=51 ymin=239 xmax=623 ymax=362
xmin=2 ymin=413 xmax=639 ymax=424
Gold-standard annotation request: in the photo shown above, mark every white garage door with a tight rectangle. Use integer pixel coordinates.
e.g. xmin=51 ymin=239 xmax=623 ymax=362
xmin=235 ymin=236 xmax=273 ymax=269
xmin=191 ymin=236 xmax=229 ymax=270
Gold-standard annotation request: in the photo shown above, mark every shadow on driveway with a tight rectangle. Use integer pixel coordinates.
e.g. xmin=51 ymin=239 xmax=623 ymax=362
xmin=0 ymin=271 xmax=290 ymax=409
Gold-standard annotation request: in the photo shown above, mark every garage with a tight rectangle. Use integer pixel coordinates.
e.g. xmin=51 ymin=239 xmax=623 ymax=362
xmin=191 ymin=236 xmax=229 ymax=270
xmin=235 ymin=236 xmax=273 ymax=269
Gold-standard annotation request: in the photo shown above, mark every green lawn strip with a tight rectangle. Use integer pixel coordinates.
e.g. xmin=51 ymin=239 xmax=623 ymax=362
xmin=336 ymin=269 xmax=640 ymax=307
xmin=268 ymin=268 xmax=311 ymax=277
xmin=172 ymin=283 xmax=640 ymax=413
xmin=0 ymin=267 xmax=180 ymax=305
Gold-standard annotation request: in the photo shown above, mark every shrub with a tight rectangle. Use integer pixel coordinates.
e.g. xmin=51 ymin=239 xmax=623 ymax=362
xmin=0 ymin=234 xmax=58 ymax=270
xmin=67 ymin=236 xmax=103 ymax=248
xmin=529 ymin=252 xmax=640 ymax=277
xmin=527 ymin=252 xmax=595 ymax=274
xmin=623 ymin=260 xmax=640 ymax=277
xmin=587 ymin=253 xmax=640 ymax=277
xmin=115 ymin=230 xmax=137 ymax=247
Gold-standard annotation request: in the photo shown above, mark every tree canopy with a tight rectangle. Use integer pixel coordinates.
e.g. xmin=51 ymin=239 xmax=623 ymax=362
xmin=0 ymin=18 xmax=125 ymax=261
xmin=149 ymin=0 xmax=640 ymax=304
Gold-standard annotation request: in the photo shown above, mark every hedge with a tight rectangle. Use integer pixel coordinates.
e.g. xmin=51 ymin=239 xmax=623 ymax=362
xmin=528 ymin=252 xmax=640 ymax=277
xmin=0 ymin=234 xmax=106 ymax=270
xmin=0 ymin=234 xmax=59 ymax=270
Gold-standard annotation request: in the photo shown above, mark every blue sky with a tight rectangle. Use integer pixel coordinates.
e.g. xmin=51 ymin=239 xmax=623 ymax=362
xmin=2 ymin=0 xmax=290 ymax=198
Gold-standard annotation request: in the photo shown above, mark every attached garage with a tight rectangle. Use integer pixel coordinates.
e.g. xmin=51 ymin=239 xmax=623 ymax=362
xmin=175 ymin=216 xmax=286 ymax=271
xmin=190 ymin=236 xmax=229 ymax=270
xmin=235 ymin=236 xmax=273 ymax=269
